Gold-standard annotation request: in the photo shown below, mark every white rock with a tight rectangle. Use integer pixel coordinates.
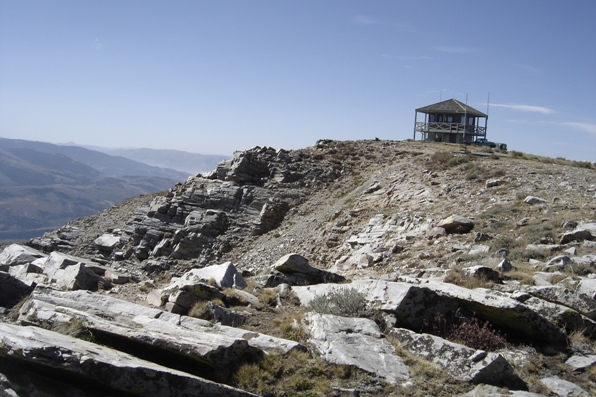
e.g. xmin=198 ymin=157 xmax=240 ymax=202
xmin=0 ymin=244 xmax=46 ymax=268
xmin=0 ymin=323 xmax=256 ymax=397
xmin=304 ymin=313 xmax=409 ymax=384
xmin=391 ymin=328 xmax=520 ymax=387
xmin=540 ymin=376 xmax=589 ymax=397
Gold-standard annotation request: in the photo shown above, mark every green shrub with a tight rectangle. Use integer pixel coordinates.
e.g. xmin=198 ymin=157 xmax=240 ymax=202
xmin=306 ymin=287 xmax=369 ymax=318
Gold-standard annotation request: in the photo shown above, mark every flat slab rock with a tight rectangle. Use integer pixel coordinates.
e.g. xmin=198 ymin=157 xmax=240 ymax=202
xmin=0 ymin=323 xmax=256 ymax=397
xmin=304 ymin=312 xmax=409 ymax=385
xmin=20 ymin=286 xmax=304 ymax=362
xmin=540 ymin=376 xmax=590 ymax=397
xmin=390 ymin=328 xmax=521 ymax=388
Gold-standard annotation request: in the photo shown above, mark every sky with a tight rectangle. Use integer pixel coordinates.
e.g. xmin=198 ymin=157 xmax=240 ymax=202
xmin=1 ymin=1 xmax=595 ymax=161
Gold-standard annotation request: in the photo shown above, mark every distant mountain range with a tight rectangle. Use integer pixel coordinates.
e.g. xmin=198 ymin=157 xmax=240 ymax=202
xmin=0 ymin=138 xmax=228 ymax=241
xmin=81 ymin=145 xmax=228 ymax=176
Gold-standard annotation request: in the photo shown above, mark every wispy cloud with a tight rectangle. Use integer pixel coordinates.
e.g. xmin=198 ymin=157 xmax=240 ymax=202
xmin=434 ymin=46 xmax=474 ymax=54
xmin=354 ymin=15 xmax=380 ymax=25
xmin=95 ymin=39 xmax=103 ymax=50
xmin=491 ymin=103 xmax=556 ymax=115
xmin=561 ymin=122 xmax=596 ymax=134
xmin=397 ymin=55 xmax=432 ymax=61
xmin=510 ymin=62 xmax=542 ymax=74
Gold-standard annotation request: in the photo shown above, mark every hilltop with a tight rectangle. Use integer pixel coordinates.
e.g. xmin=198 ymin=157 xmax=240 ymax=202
xmin=1 ymin=139 xmax=595 ymax=396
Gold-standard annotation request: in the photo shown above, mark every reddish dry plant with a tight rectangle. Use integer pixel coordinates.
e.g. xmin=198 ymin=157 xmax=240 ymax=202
xmin=421 ymin=311 xmax=509 ymax=351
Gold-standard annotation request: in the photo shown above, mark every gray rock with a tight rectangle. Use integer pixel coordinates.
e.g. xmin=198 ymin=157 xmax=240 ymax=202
xmin=457 ymin=384 xmax=547 ymax=396
xmin=528 ymin=285 xmax=596 ymax=319
xmin=94 ymin=233 xmax=121 ymax=250
xmin=178 ymin=262 xmax=247 ymax=289
xmin=522 ymin=296 xmax=596 ymax=339
xmin=52 ymin=263 xmax=107 ymax=291
xmin=560 ymin=229 xmax=594 ymax=244
xmin=540 ymin=376 xmax=589 ymax=397
xmin=0 ymin=244 xmax=46 ymax=271
xmin=565 ymin=354 xmax=596 ymax=372
xmin=304 ymin=313 xmax=409 ymax=384
xmin=426 ymin=226 xmax=447 ymax=239
xmin=147 ymin=269 xmax=228 ymax=314
xmin=0 ymin=323 xmax=257 ymax=397
xmin=267 ymin=253 xmax=345 ymax=287
xmin=576 ymin=278 xmax=596 ymax=300
xmin=390 ymin=328 xmax=521 ymax=387
xmin=517 ymin=217 xmax=531 ymax=227
xmin=468 ymin=244 xmax=491 ymax=256
xmin=533 ymin=272 xmax=563 ymax=286
xmin=461 ymin=266 xmax=502 ymax=283
xmin=545 ymin=255 xmax=572 ymax=272
xmin=495 ymin=259 xmax=514 ymax=272
xmin=205 ymin=301 xmax=246 ymax=326
xmin=485 ymin=179 xmax=502 ymax=188
xmin=21 ymin=286 xmax=303 ymax=358
xmin=0 ymin=271 xmax=33 ymax=308
xmin=524 ymin=196 xmax=547 ymax=205
xmin=437 ymin=215 xmax=474 ymax=234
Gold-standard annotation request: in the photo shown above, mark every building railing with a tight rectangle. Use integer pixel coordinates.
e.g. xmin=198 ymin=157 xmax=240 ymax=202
xmin=414 ymin=122 xmax=486 ymax=135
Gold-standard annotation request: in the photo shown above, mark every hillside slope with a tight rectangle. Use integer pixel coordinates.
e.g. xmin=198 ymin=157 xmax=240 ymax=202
xmin=3 ymin=139 xmax=596 ymax=396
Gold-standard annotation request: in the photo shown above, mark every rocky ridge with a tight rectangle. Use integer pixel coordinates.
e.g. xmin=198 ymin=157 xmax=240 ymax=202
xmin=1 ymin=139 xmax=596 ymax=396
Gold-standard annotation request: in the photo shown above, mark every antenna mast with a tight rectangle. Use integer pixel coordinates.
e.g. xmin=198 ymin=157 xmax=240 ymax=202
xmin=485 ymin=92 xmax=490 ymax=138
xmin=464 ymin=93 xmax=468 ymax=145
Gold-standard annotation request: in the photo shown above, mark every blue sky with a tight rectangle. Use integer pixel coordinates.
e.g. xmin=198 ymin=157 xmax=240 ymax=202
xmin=1 ymin=1 xmax=595 ymax=160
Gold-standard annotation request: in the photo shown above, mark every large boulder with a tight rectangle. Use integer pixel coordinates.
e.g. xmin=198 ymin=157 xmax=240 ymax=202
xmin=39 ymin=252 xmax=107 ymax=291
xmin=177 ymin=262 xmax=247 ymax=289
xmin=266 ymin=253 xmax=345 ymax=287
xmin=304 ymin=313 xmax=409 ymax=384
xmin=147 ymin=268 xmax=230 ymax=314
xmin=0 ymin=244 xmax=46 ymax=271
xmin=0 ymin=323 xmax=257 ymax=397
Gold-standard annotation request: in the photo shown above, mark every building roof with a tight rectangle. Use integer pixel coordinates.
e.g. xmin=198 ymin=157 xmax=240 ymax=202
xmin=415 ymin=98 xmax=488 ymax=118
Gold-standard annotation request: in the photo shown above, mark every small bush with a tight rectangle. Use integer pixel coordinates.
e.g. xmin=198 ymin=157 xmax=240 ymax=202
xmin=429 ymin=151 xmax=472 ymax=170
xmin=572 ymin=160 xmax=593 ymax=169
xmin=306 ymin=287 xmax=369 ymax=318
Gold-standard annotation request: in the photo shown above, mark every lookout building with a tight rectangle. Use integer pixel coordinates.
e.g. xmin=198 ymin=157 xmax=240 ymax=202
xmin=413 ymin=98 xmax=488 ymax=144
